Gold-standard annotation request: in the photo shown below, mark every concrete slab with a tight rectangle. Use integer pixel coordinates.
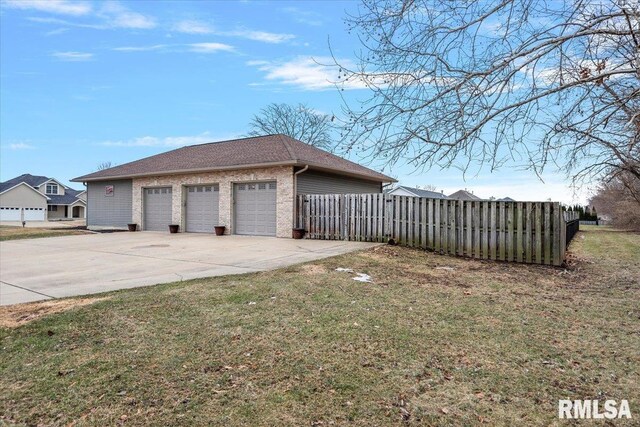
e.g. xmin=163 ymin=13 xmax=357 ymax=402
xmin=0 ymin=232 xmax=378 ymax=305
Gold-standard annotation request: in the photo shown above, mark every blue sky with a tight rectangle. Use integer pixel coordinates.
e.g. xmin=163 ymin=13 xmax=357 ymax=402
xmin=0 ymin=0 xmax=590 ymax=203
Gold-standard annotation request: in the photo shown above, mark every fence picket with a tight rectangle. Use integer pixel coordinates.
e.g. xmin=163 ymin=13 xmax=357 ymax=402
xmin=499 ymin=202 xmax=506 ymax=261
xmin=544 ymin=202 xmax=551 ymax=264
xmin=442 ymin=200 xmax=449 ymax=254
xmin=535 ymin=202 xmax=542 ymax=264
xmin=516 ymin=202 xmax=523 ymax=262
xmin=506 ymin=203 xmax=514 ymax=262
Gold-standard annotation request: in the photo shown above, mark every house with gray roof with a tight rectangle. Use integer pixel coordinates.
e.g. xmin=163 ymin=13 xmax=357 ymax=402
xmin=388 ymin=185 xmax=449 ymax=199
xmin=0 ymin=174 xmax=86 ymax=221
xmin=448 ymin=189 xmax=482 ymax=201
xmin=72 ymin=134 xmax=395 ymax=236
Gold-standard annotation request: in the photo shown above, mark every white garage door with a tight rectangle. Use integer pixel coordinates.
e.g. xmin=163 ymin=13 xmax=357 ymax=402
xmin=186 ymin=185 xmax=219 ymax=233
xmin=0 ymin=207 xmax=45 ymax=221
xmin=24 ymin=207 xmax=46 ymax=221
xmin=0 ymin=207 xmax=22 ymax=221
xmin=234 ymin=182 xmax=277 ymax=236
xmin=144 ymin=187 xmax=172 ymax=231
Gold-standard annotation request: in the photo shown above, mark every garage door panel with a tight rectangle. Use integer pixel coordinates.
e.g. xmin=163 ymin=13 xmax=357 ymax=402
xmin=186 ymin=185 xmax=219 ymax=233
xmin=234 ymin=182 xmax=276 ymax=236
xmin=0 ymin=207 xmax=22 ymax=221
xmin=144 ymin=187 xmax=172 ymax=231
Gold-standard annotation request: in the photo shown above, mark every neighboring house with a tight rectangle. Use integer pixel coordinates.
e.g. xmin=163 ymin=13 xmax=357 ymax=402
xmin=448 ymin=189 xmax=482 ymax=201
xmin=497 ymin=197 xmax=516 ymax=202
xmin=388 ymin=185 xmax=449 ymax=199
xmin=0 ymin=174 xmax=86 ymax=221
xmin=71 ymin=134 xmax=395 ymax=237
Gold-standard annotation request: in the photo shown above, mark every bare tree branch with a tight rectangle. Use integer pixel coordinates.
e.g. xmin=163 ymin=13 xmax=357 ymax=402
xmin=247 ymin=103 xmax=335 ymax=150
xmin=335 ymin=0 xmax=639 ymax=186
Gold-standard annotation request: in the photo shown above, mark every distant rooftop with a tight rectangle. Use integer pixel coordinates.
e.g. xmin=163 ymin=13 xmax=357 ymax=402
xmin=448 ymin=189 xmax=482 ymax=201
xmin=392 ymin=185 xmax=448 ymax=199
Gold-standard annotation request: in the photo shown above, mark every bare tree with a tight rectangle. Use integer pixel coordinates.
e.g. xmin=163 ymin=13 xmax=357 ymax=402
xmin=97 ymin=161 xmax=112 ymax=171
xmin=247 ymin=103 xmax=335 ymax=149
xmin=590 ymin=169 xmax=640 ymax=230
xmin=335 ymin=0 xmax=639 ymax=184
xmin=419 ymin=184 xmax=438 ymax=191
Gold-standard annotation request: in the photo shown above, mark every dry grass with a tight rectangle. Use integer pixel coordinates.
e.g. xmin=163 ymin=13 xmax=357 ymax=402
xmin=0 ymin=298 xmax=108 ymax=328
xmin=0 ymin=226 xmax=638 ymax=426
xmin=0 ymin=225 xmax=89 ymax=241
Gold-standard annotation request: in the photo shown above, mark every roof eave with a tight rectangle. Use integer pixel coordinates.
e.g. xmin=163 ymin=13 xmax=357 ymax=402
xmin=300 ymin=162 xmax=396 ymax=183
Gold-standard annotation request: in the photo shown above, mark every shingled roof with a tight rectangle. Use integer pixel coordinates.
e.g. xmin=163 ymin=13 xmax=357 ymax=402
xmin=392 ymin=185 xmax=449 ymax=199
xmin=72 ymin=135 xmax=395 ymax=183
xmin=0 ymin=173 xmax=49 ymax=193
xmin=448 ymin=189 xmax=482 ymax=201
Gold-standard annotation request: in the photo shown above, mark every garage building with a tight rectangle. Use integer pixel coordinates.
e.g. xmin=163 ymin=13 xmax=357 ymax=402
xmin=72 ymin=134 xmax=395 ymax=237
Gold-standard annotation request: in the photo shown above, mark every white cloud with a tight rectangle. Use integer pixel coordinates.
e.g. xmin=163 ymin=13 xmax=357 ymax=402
xmin=51 ymin=51 xmax=93 ymax=61
xmin=2 ymin=0 xmax=91 ymax=16
xmin=245 ymin=60 xmax=269 ymax=66
xmin=111 ymin=43 xmax=234 ymax=54
xmin=23 ymin=2 xmax=156 ymax=30
xmin=98 ymin=132 xmax=225 ymax=147
xmin=113 ymin=44 xmax=168 ymax=52
xmin=7 ymin=142 xmax=36 ymax=150
xmin=225 ymin=29 xmax=294 ymax=44
xmin=97 ymin=1 xmax=156 ymax=29
xmin=172 ymin=19 xmax=214 ymax=34
xmin=188 ymin=42 xmax=234 ymax=53
xmin=171 ymin=19 xmax=294 ymax=44
xmin=44 ymin=27 xmax=69 ymax=36
xmin=249 ymin=56 xmax=370 ymax=91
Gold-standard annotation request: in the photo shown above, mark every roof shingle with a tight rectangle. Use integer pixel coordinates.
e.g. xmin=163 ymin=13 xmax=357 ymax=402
xmin=72 ymin=134 xmax=395 ymax=183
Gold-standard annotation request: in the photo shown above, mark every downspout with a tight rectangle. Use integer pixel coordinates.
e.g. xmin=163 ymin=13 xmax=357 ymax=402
xmin=293 ymin=165 xmax=309 ymax=230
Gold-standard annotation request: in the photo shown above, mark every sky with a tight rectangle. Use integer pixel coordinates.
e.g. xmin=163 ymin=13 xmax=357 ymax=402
xmin=0 ymin=0 xmax=593 ymax=204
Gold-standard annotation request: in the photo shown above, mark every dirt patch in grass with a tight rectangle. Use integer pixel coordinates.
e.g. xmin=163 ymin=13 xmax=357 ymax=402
xmin=0 ymin=297 xmax=108 ymax=328
xmin=298 ymin=263 xmax=328 ymax=275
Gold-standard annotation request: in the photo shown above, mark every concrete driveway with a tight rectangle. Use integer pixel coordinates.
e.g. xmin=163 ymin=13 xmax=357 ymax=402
xmin=0 ymin=233 xmax=378 ymax=305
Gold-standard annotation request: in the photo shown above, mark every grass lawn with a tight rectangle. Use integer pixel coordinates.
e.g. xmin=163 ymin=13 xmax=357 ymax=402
xmin=0 ymin=225 xmax=89 ymax=241
xmin=1 ymin=226 xmax=638 ymax=426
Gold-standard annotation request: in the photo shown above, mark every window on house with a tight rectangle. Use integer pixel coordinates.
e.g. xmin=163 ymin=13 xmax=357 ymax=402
xmin=46 ymin=183 xmax=58 ymax=194
xmin=48 ymin=205 xmax=57 ymax=212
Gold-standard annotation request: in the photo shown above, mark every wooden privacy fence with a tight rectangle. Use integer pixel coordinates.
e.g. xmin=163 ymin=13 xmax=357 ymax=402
xmin=296 ymin=194 xmax=576 ymax=266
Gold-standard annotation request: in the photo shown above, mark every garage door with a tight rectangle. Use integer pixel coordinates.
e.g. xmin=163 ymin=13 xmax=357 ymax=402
xmin=186 ymin=184 xmax=219 ymax=233
xmin=234 ymin=182 xmax=277 ymax=236
xmin=24 ymin=207 xmax=46 ymax=221
xmin=0 ymin=207 xmax=22 ymax=221
xmin=144 ymin=187 xmax=172 ymax=231
xmin=0 ymin=207 xmax=45 ymax=221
